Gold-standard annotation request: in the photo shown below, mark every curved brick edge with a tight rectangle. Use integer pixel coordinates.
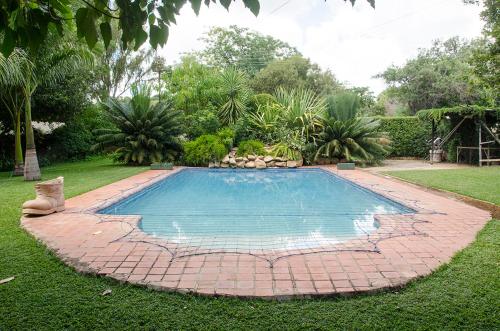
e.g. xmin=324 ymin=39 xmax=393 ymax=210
xmin=20 ymin=167 xmax=492 ymax=299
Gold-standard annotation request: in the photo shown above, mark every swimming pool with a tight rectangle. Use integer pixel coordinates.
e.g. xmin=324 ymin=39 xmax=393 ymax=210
xmin=99 ymin=169 xmax=414 ymax=250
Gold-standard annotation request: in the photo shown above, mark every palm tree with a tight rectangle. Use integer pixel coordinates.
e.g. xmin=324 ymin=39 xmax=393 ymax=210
xmin=18 ymin=41 xmax=93 ymax=180
xmin=315 ymin=117 xmax=390 ymax=164
xmin=92 ymin=85 xmax=183 ymax=165
xmin=0 ymin=49 xmax=33 ymax=175
xmin=218 ymin=68 xmax=250 ymax=125
xmin=315 ymin=92 xmax=390 ymax=164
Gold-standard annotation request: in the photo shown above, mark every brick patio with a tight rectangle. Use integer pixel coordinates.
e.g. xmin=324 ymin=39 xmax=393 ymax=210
xmin=21 ymin=167 xmax=491 ymax=298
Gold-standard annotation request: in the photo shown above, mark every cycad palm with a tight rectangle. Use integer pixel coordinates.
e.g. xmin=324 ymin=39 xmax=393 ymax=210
xmin=93 ymin=85 xmax=182 ymax=165
xmin=315 ymin=117 xmax=390 ymax=164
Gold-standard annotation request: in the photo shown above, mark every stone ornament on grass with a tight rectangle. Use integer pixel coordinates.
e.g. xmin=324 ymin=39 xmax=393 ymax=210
xmin=22 ymin=176 xmax=65 ymax=215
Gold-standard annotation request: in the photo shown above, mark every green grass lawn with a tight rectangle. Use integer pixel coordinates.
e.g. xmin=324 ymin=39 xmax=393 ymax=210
xmin=0 ymin=159 xmax=498 ymax=330
xmin=385 ymin=167 xmax=500 ymax=205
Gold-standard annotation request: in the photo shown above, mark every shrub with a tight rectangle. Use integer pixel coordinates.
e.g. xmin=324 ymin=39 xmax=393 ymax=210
xmin=216 ymin=127 xmax=235 ymax=150
xmin=92 ymin=85 xmax=183 ymax=165
xmin=315 ymin=117 xmax=391 ymax=165
xmin=271 ymin=142 xmax=302 ymax=161
xmin=376 ymin=116 xmax=431 ymax=157
xmin=183 ymin=134 xmax=228 ymax=166
xmin=237 ymin=139 xmax=266 ymax=156
xmin=183 ymin=108 xmax=221 ymax=139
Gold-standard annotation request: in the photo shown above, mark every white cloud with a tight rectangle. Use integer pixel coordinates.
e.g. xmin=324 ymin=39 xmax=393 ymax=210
xmin=158 ymin=0 xmax=483 ymax=94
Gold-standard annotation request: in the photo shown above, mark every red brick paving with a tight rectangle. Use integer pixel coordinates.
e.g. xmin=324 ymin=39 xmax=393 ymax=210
xmin=21 ymin=166 xmax=491 ymax=298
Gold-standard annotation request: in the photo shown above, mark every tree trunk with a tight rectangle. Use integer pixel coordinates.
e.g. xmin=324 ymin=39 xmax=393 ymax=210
xmin=13 ymin=110 xmax=24 ymax=176
xmin=23 ymin=97 xmax=41 ymax=181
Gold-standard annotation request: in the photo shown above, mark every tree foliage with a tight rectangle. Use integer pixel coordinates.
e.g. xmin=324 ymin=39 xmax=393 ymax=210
xmin=196 ymin=25 xmax=298 ymax=76
xmin=378 ymin=38 xmax=489 ymax=114
xmin=250 ymin=55 xmax=343 ymax=96
xmin=1 ymin=1 xmax=373 ymax=57
xmin=92 ymin=22 xmax=154 ymax=102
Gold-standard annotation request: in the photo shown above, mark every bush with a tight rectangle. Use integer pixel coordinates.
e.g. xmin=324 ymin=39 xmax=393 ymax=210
xmin=183 ymin=134 xmax=228 ymax=166
xmin=237 ymin=140 xmax=265 ymax=156
xmin=183 ymin=108 xmax=221 ymax=139
xmin=375 ymin=116 xmax=430 ymax=157
xmin=216 ymin=127 xmax=235 ymax=150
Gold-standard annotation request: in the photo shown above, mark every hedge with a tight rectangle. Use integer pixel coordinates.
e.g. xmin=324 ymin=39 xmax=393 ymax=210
xmin=375 ymin=116 xmax=431 ymax=158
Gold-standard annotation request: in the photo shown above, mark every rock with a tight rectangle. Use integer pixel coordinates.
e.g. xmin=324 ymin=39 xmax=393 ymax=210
xmin=235 ymin=157 xmax=244 ymax=162
xmin=275 ymin=161 xmax=286 ymax=167
xmin=287 ymin=160 xmax=298 ymax=168
xmin=267 ymin=161 xmax=276 ymax=167
xmin=243 ymin=157 xmax=248 ymax=162
xmin=257 ymin=155 xmax=264 ymax=160
xmin=237 ymin=161 xmax=245 ymax=168
xmin=220 ymin=162 xmax=229 ymax=168
xmin=209 ymin=161 xmax=221 ymax=168
xmin=275 ymin=157 xmax=284 ymax=162
xmin=247 ymin=155 xmax=256 ymax=161
xmin=229 ymin=158 xmax=237 ymax=166
xmin=296 ymin=158 xmax=303 ymax=167
xmin=222 ymin=155 xmax=230 ymax=163
xmin=264 ymin=155 xmax=274 ymax=163
xmin=255 ymin=159 xmax=266 ymax=169
xmin=245 ymin=161 xmax=255 ymax=168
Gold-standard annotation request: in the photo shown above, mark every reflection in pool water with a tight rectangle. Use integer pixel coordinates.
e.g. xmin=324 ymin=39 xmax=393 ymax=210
xmin=99 ymin=169 xmax=414 ymax=250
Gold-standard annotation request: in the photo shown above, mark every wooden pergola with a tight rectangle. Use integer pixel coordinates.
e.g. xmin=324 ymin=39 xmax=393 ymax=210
xmin=417 ymin=106 xmax=500 ymax=166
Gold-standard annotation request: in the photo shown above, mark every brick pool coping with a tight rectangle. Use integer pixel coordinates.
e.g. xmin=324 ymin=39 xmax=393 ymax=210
xmin=21 ymin=167 xmax=491 ymax=299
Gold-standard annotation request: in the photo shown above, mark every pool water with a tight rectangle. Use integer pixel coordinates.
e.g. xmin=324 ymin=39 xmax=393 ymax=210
xmin=99 ymin=169 xmax=413 ymax=250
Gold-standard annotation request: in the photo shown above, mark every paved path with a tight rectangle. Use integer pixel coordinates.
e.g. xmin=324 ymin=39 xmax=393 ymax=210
xmin=366 ymin=159 xmax=471 ymax=173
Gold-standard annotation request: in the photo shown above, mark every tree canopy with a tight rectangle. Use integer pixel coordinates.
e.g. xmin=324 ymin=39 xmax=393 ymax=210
xmin=378 ymin=38 xmax=490 ymax=114
xmin=249 ymin=55 xmax=343 ymax=96
xmin=0 ymin=0 xmax=374 ymax=56
xmin=196 ymin=25 xmax=299 ymax=76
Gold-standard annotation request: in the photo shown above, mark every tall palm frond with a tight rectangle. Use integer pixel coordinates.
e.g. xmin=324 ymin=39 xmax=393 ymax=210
xmin=274 ymin=87 xmax=325 ymax=141
xmin=218 ymin=68 xmax=250 ymax=125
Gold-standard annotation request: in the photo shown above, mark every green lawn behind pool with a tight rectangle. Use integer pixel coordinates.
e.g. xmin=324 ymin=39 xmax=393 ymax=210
xmin=385 ymin=167 xmax=500 ymax=205
xmin=0 ymin=158 xmax=498 ymax=330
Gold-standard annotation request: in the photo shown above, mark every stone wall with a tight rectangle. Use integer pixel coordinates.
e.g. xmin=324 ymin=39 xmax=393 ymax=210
xmin=209 ymin=149 xmax=303 ymax=169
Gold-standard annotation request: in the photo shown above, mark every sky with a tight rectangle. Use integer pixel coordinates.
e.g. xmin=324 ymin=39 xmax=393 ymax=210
xmin=157 ymin=0 xmax=484 ymax=95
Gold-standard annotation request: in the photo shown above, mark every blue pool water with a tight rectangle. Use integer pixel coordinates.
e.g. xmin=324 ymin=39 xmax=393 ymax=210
xmin=99 ymin=169 xmax=413 ymax=250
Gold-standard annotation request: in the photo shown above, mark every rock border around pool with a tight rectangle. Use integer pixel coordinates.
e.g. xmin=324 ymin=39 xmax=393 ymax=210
xmin=209 ymin=149 xmax=303 ymax=169
xmin=21 ymin=167 xmax=491 ymax=299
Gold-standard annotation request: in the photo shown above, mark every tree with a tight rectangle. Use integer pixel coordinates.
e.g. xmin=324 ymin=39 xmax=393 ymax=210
xmin=196 ymin=25 xmax=298 ymax=76
xmin=378 ymin=38 xmax=487 ymax=114
xmin=0 ymin=49 xmax=31 ymax=175
xmin=93 ymin=85 xmax=183 ymax=165
xmin=464 ymin=0 xmax=499 ymax=104
xmin=168 ymin=56 xmax=221 ymax=113
xmin=0 ymin=1 xmax=374 ymax=57
xmin=218 ymin=68 xmax=251 ymax=125
xmin=4 ymin=37 xmax=93 ymax=180
xmin=250 ymin=55 xmax=343 ymax=96
xmin=92 ymin=22 xmax=155 ymax=102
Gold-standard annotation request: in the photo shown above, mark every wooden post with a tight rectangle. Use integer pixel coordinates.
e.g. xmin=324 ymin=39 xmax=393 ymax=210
xmin=430 ymin=119 xmax=436 ymax=164
xmin=478 ymin=121 xmax=482 ymax=167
